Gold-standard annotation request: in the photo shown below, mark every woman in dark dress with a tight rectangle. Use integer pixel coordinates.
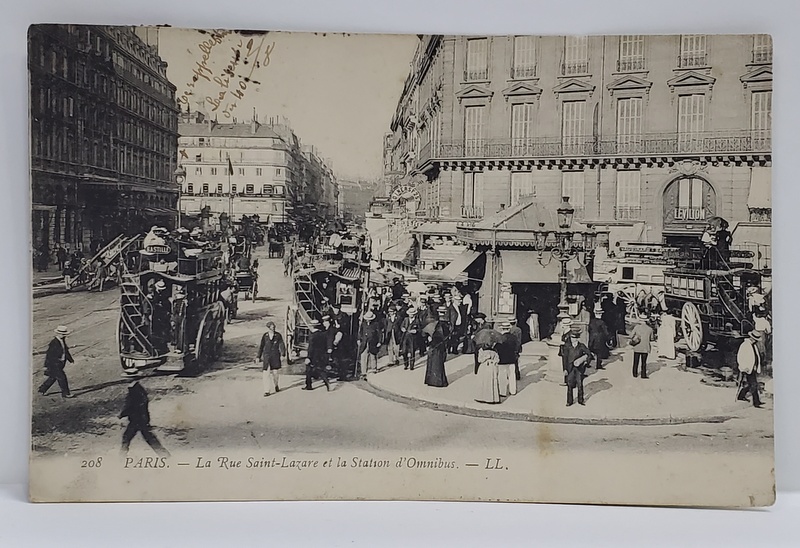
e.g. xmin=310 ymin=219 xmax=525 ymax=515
xmin=424 ymin=309 xmax=450 ymax=388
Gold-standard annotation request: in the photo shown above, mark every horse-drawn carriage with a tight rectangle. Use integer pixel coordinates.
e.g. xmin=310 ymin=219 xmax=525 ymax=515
xmin=285 ymin=257 xmax=366 ymax=365
xmin=234 ymin=268 xmax=258 ymax=301
xmin=664 ymin=258 xmax=764 ymax=353
xmin=117 ymin=230 xmax=227 ymax=376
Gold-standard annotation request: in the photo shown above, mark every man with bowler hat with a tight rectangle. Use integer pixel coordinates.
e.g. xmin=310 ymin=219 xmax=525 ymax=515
xmin=304 ymin=319 xmax=331 ymax=391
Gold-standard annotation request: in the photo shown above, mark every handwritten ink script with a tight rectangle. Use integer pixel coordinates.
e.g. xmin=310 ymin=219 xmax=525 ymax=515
xmin=178 ymin=30 xmax=276 ymax=120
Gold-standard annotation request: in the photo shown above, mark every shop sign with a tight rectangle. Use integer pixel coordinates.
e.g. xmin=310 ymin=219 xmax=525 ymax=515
xmin=673 ymin=207 xmax=707 ymax=221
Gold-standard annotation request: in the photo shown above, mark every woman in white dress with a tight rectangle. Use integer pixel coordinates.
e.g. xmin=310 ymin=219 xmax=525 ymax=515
xmin=657 ymin=312 xmax=677 ymax=360
xmin=475 ymin=346 xmax=501 ymax=404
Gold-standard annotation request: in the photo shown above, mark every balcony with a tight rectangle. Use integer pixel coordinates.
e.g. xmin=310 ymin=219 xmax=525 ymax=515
xmin=561 ymin=60 xmax=589 ymax=75
xmin=461 ymin=205 xmax=484 ymax=219
xmin=511 ymin=65 xmax=537 ymax=79
xmin=616 ymin=57 xmax=646 ymax=72
xmin=433 ymin=131 xmax=771 ymax=160
xmin=463 ymin=68 xmax=489 ymax=82
xmin=614 ymin=206 xmax=643 ymax=221
xmin=678 ymin=53 xmax=708 ymax=68
xmin=752 ymin=49 xmax=773 ymax=64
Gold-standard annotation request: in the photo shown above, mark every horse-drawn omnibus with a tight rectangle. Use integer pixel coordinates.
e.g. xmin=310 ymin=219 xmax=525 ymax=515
xmin=117 ymin=230 xmax=227 ymax=376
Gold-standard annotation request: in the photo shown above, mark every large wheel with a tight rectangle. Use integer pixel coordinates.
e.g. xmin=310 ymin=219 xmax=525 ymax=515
xmin=195 ymin=303 xmax=225 ymax=367
xmin=681 ymin=301 xmax=704 ymax=352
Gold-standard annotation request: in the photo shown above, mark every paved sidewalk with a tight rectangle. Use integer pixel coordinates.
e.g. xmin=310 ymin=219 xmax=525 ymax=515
xmin=366 ymin=341 xmax=767 ymax=425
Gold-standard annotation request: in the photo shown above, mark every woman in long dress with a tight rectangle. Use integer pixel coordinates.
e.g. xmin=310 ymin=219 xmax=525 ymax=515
xmin=475 ymin=346 xmax=501 ymax=404
xmin=657 ymin=312 xmax=677 ymax=360
xmin=424 ymin=317 xmax=449 ymax=388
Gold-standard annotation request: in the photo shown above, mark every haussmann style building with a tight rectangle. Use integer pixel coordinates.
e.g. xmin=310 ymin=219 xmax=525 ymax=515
xmin=29 ymin=24 xmax=180 ymax=255
xmin=382 ymin=33 xmax=772 ymax=322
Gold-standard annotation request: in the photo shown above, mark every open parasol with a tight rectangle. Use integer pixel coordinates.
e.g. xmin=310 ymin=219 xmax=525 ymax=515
xmin=473 ymin=328 xmax=504 ymax=348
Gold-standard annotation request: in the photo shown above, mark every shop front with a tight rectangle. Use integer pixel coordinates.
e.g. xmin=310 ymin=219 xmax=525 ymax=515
xmin=661 ymin=175 xmax=717 ymax=246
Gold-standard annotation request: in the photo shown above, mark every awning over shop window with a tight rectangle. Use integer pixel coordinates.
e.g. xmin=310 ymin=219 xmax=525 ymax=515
xmin=419 ymin=249 xmax=481 ymax=283
xmin=500 ymin=250 xmax=592 ymax=284
xmin=748 ymin=167 xmax=772 ymax=210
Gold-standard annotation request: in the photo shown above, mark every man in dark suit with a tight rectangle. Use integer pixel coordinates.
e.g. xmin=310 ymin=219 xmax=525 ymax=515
xmin=120 ymin=381 xmax=170 ymax=456
xmin=561 ymin=323 xmax=593 ymax=406
xmin=304 ymin=319 xmax=331 ymax=391
xmin=38 ymin=325 xmax=74 ymax=398
xmin=256 ymin=321 xmax=286 ymax=397
xmin=509 ymin=318 xmax=523 ymax=381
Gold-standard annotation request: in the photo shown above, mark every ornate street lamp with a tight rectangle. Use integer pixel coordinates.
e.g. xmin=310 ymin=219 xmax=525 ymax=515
xmin=174 ymin=165 xmax=186 ymax=229
xmin=529 ymin=196 xmax=598 ymax=343
xmin=557 ymin=196 xmax=574 ymax=229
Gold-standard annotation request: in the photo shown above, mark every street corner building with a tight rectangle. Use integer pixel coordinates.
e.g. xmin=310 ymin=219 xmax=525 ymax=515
xmin=29 ymin=25 xmax=181 ymax=254
xmin=379 ymin=34 xmax=771 ymax=259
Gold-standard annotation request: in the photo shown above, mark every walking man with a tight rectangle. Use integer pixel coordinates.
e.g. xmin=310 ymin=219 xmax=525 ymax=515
xmin=383 ymin=306 xmax=403 ymax=366
xmin=562 ymin=324 xmax=592 ymax=406
xmin=736 ymin=330 xmax=764 ymax=408
xmin=358 ymin=311 xmax=381 ymax=378
xmin=629 ymin=313 xmax=655 ymax=379
xmin=509 ymin=318 xmax=523 ymax=381
xmin=38 ymin=325 xmax=74 ymax=398
xmin=401 ymin=306 xmax=420 ymax=370
xmin=119 ymin=381 xmax=170 ymax=456
xmin=256 ymin=321 xmax=286 ymax=397
xmin=304 ymin=319 xmax=331 ymax=391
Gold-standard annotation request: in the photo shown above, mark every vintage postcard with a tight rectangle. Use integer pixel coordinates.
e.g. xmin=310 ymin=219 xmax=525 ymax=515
xmin=29 ymin=26 xmax=774 ymax=506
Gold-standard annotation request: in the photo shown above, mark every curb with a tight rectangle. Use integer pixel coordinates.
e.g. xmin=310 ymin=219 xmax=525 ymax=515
xmin=360 ymin=377 xmax=744 ymax=426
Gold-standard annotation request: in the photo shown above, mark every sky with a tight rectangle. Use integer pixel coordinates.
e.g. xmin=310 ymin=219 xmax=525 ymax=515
xmin=157 ymin=28 xmax=419 ymax=180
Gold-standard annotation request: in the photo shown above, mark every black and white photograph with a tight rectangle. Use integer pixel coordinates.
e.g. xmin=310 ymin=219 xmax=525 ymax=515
xmin=28 ymin=26 xmax=774 ymax=506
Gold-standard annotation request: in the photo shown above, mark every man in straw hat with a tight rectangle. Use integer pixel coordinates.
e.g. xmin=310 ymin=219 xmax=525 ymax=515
xmin=358 ymin=310 xmax=382 ymax=378
xmin=38 ymin=325 xmax=74 ymax=398
xmin=561 ymin=323 xmax=593 ymax=406
xmin=736 ymin=330 xmax=764 ymax=408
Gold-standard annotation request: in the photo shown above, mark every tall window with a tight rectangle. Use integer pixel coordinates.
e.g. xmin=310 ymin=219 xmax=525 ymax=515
xmin=465 ymin=38 xmax=489 ymax=81
xmin=616 ymin=97 xmax=643 ymax=152
xmin=618 ymin=35 xmax=645 ymax=71
xmin=186 ymin=183 xmax=193 ymax=194
xmin=677 ymin=177 xmax=705 ymax=212
xmin=561 ymin=101 xmax=586 ymax=154
xmin=677 ymin=94 xmax=705 ymax=151
xmin=462 ymin=172 xmax=484 ymax=218
xmin=615 ymin=171 xmax=642 ymax=220
xmin=751 ymin=91 xmax=772 ymax=145
xmin=679 ymin=35 xmax=707 ymax=68
xmin=561 ymin=171 xmax=585 ymax=212
xmin=511 ymin=103 xmax=534 ymax=155
xmin=256 ymin=168 xmax=263 ymax=176
xmin=210 ymin=167 xmax=217 ymax=176
xmin=201 ymin=183 xmax=209 ymax=194
xmin=563 ymin=36 xmax=589 ymax=75
xmin=464 ymin=106 xmax=485 ymax=156
xmin=195 ymin=167 xmax=202 ymax=175
xmin=216 ymin=183 xmax=223 ymax=194
xmin=753 ymin=35 xmax=772 ymax=64
xmin=231 ymin=184 xmax=237 ymax=194
xmin=512 ymin=36 xmax=536 ymax=78
xmin=238 ymin=168 xmax=245 ymax=176
xmin=510 ymin=172 xmax=534 ymax=205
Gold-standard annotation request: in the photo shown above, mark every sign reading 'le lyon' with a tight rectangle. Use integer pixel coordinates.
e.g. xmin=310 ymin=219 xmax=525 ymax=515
xmin=674 ymin=207 xmax=707 ymax=221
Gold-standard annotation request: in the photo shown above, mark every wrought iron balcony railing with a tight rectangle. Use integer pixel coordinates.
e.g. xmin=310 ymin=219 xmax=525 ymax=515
xmin=562 ymin=60 xmax=589 ymax=75
xmin=464 ymin=68 xmax=489 ymax=82
xmin=678 ymin=53 xmax=708 ymax=68
xmin=511 ymin=65 xmax=537 ymax=79
xmin=432 ymin=131 xmax=771 ymax=161
xmin=616 ymin=57 xmax=646 ymax=72
xmin=614 ymin=206 xmax=643 ymax=221
xmin=461 ymin=205 xmax=484 ymax=219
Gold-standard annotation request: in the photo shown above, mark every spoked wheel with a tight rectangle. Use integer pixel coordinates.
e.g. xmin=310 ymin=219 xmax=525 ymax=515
xmin=195 ymin=303 xmax=226 ymax=369
xmin=681 ymin=301 xmax=704 ymax=352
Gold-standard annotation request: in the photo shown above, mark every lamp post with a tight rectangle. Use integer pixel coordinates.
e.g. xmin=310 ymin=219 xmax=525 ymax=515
xmin=531 ymin=197 xmax=598 ymax=343
xmin=173 ymin=165 xmax=186 ymax=230
xmin=556 ymin=196 xmax=576 ymax=321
